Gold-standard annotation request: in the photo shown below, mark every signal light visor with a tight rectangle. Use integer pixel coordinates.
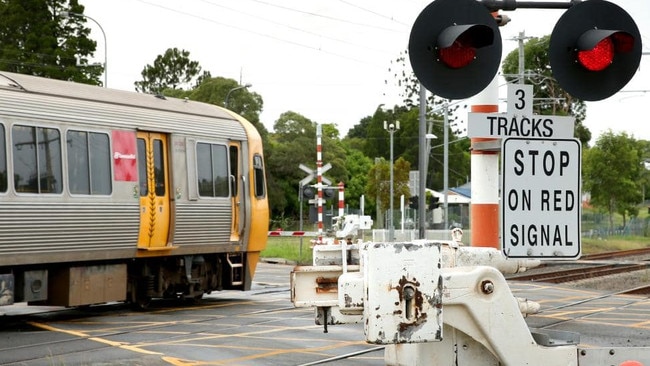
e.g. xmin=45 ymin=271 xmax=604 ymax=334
xmin=436 ymin=24 xmax=494 ymax=69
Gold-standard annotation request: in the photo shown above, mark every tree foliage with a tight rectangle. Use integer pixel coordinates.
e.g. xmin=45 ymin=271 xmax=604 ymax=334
xmin=134 ymin=47 xmax=210 ymax=94
xmin=502 ymin=35 xmax=591 ymax=146
xmin=0 ymin=0 xmax=102 ymax=84
xmin=583 ymin=131 xmax=644 ymax=231
xmin=365 ymin=157 xmax=412 ymax=222
xmin=265 ymin=112 xmax=347 ymax=220
xmin=342 ymin=148 xmax=374 ymax=215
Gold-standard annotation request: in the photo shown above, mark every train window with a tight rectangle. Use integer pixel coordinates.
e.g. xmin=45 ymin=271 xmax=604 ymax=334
xmin=196 ymin=142 xmax=228 ymax=197
xmin=229 ymin=145 xmax=238 ymax=196
xmin=89 ymin=133 xmax=111 ymax=194
xmin=137 ymin=138 xmax=147 ymax=196
xmin=0 ymin=124 xmax=6 ymax=193
xmin=253 ymin=154 xmax=265 ymax=198
xmin=153 ymin=139 xmax=165 ymax=196
xmin=12 ymin=125 xmax=62 ymax=194
xmin=67 ymin=130 xmax=111 ymax=195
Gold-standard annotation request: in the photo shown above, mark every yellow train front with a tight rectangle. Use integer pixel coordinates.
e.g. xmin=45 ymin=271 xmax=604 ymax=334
xmin=0 ymin=72 xmax=269 ymax=308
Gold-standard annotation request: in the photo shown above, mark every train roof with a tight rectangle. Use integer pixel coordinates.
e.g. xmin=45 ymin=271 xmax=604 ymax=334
xmin=0 ymin=71 xmax=235 ymax=122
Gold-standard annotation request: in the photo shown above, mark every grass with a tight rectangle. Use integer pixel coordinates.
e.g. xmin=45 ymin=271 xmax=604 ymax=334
xmin=261 ymin=237 xmax=313 ymax=265
xmin=581 ymin=235 xmax=650 ymax=254
xmin=261 ymin=234 xmax=650 ymax=264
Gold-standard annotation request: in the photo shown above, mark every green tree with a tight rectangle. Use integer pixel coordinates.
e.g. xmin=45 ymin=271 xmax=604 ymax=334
xmin=583 ymin=131 xmax=644 ymax=232
xmin=265 ymin=112 xmax=347 ymax=221
xmin=366 ymin=157 xmax=411 ymax=227
xmin=502 ymin=35 xmax=591 ymax=146
xmin=341 ymin=148 xmax=374 ymax=216
xmin=637 ymin=140 xmax=650 ymax=202
xmin=134 ymin=47 xmax=210 ymax=94
xmin=0 ymin=0 xmax=102 ymax=84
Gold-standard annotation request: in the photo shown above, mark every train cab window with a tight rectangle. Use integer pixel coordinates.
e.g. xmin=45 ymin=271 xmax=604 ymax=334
xmin=229 ymin=146 xmax=238 ymax=196
xmin=196 ymin=142 xmax=228 ymax=197
xmin=153 ymin=138 xmax=165 ymax=196
xmin=67 ymin=130 xmax=111 ymax=195
xmin=0 ymin=124 xmax=6 ymax=193
xmin=253 ymin=154 xmax=265 ymax=198
xmin=12 ymin=125 xmax=62 ymax=194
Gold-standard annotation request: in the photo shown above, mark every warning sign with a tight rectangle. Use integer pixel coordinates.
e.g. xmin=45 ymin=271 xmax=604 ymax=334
xmin=501 ymin=138 xmax=581 ymax=260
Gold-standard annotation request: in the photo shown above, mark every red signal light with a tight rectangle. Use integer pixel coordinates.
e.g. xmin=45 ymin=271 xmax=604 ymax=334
xmin=577 ymin=37 xmax=614 ymax=71
xmin=576 ymin=32 xmax=635 ymax=72
xmin=439 ymin=38 xmax=476 ymax=69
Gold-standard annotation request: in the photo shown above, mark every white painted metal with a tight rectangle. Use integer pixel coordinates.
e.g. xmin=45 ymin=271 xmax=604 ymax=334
xmin=338 ymin=271 xmax=364 ymax=315
xmin=291 ymin=238 xmax=650 ymax=365
xmin=578 ymin=347 xmax=650 ymax=364
xmin=364 ymin=242 xmax=443 ymax=344
xmin=387 ymin=265 xmax=577 ymax=365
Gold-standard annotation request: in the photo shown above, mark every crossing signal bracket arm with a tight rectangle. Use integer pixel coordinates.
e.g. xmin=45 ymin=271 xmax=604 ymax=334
xmin=477 ymin=0 xmax=581 ymax=12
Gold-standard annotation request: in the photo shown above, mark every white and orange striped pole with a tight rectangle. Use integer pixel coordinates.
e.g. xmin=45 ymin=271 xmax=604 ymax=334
xmin=338 ymin=182 xmax=345 ymax=218
xmin=316 ymin=124 xmax=324 ymax=245
xmin=470 ymin=75 xmax=500 ymax=249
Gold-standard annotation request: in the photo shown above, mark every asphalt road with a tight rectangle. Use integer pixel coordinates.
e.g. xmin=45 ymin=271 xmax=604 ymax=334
xmin=0 ymin=262 xmax=384 ymax=366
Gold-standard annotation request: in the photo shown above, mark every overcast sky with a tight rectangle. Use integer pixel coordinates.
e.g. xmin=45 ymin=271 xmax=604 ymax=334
xmin=80 ymin=0 xmax=649 ymax=143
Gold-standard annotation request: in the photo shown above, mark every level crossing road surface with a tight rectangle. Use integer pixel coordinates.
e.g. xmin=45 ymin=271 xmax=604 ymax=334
xmin=1 ymin=262 xmax=650 ymax=365
xmin=0 ymin=262 xmax=383 ymax=366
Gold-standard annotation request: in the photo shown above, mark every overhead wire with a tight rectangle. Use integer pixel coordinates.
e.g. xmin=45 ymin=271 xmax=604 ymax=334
xmin=238 ymin=0 xmax=404 ymax=33
xmin=336 ymin=0 xmax=410 ymax=27
xmin=197 ymin=0 xmax=393 ymax=55
xmin=134 ymin=0 xmax=393 ymax=68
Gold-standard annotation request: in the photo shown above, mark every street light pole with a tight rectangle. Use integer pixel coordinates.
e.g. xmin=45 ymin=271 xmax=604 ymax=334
xmin=225 ymin=83 xmax=252 ymax=109
xmin=61 ymin=11 xmax=107 ymax=87
xmin=384 ymin=120 xmax=400 ymax=242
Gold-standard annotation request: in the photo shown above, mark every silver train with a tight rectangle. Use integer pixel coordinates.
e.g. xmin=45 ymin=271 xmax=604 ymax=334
xmin=0 ymin=72 xmax=269 ymax=308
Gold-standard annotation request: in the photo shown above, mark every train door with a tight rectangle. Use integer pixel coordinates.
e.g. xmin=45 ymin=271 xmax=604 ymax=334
xmin=229 ymin=143 xmax=244 ymax=242
xmin=137 ymin=132 xmax=171 ymax=249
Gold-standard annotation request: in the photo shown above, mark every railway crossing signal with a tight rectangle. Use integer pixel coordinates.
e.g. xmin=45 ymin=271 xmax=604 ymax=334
xmin=408 ymin=0 xmax=502 ymax=100
xmin=549 ymin=0 xmax=642 ymax=101
xmin=409 ymin=0 xmax=642 ymax=101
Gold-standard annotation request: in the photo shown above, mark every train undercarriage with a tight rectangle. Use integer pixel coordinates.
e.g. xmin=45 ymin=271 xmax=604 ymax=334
xmin=1 ymin=253 xmax=247 ymax=309
xmin=127 ymin=253 xmax=246 ymax=309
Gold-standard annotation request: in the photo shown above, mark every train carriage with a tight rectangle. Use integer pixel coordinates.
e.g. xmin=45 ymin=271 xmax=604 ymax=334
xmin=0 ymin=72 xmax=269 ymax=308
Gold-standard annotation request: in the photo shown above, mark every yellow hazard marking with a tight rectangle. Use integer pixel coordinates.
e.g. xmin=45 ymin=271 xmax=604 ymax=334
xmin=29 ymin=321 xmax=163 ymax=356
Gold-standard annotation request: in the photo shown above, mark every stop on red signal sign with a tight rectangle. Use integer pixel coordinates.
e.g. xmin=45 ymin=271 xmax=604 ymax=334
xmin=501 ymin=138 xmax=582 ymax=260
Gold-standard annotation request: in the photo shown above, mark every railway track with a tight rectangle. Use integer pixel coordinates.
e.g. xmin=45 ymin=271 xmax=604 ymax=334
xmin=507 ymin=247 xmax=650 ymax=289
xmin=579 ymin=247 xmax=650 ymax=261
xmin=508 ymin=263 xmax=649 ymax=283
xmin=620 ymin=284 xmax=650 ymax=295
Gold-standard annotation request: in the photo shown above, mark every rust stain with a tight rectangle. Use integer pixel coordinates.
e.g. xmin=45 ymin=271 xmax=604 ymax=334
xmin=395 ymin=275 xmax=427 ymax=334
xmin=315 ymin=276 xmax=338 ymax=293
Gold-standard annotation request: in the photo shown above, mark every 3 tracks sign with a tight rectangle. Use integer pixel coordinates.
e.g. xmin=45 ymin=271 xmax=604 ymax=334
xmin=469 ymin=84 xmax=582 ymax=260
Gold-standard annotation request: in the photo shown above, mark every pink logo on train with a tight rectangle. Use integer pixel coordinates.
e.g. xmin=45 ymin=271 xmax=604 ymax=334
xmin=112 ymin=130 xmax=137 ymax=182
